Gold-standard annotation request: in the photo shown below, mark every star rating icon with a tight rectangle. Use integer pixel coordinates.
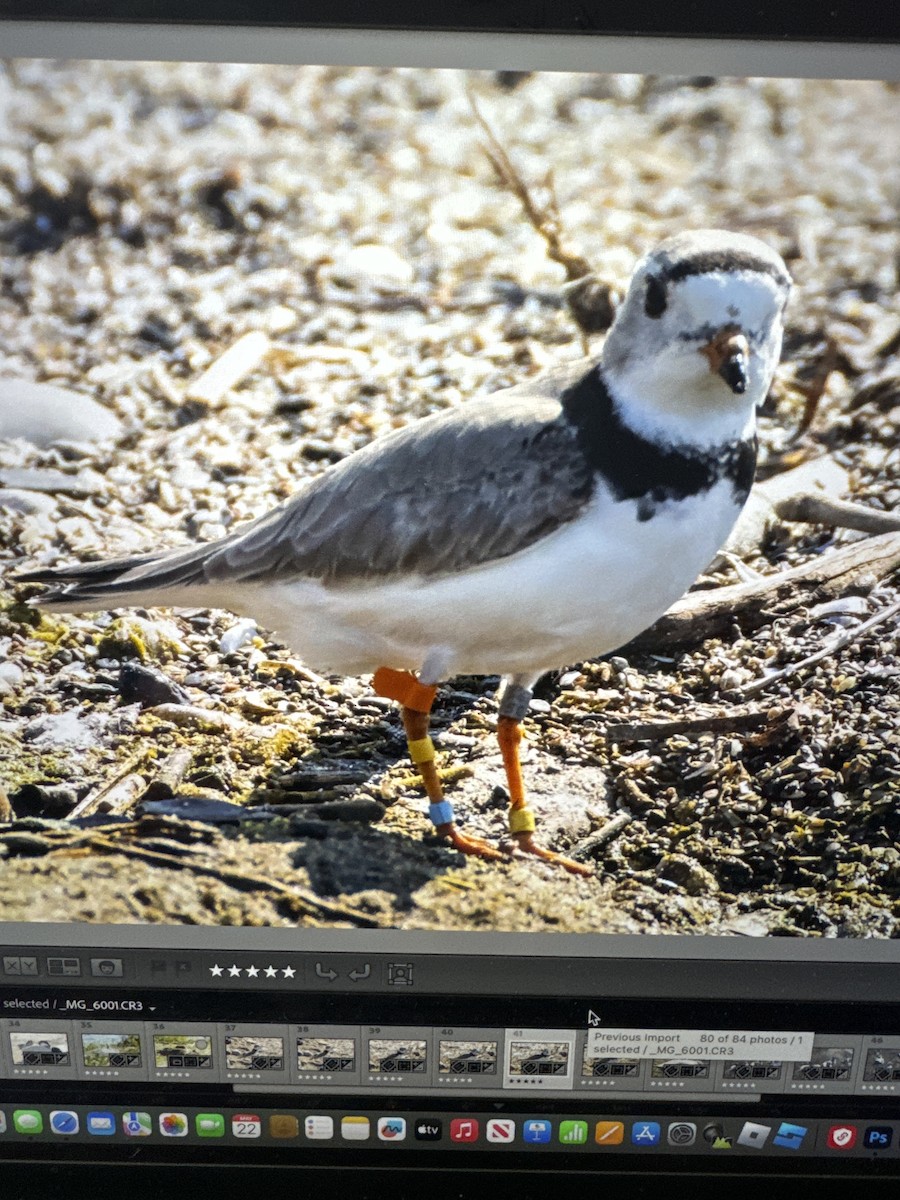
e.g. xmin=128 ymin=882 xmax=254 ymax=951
xmin=210 ymin=962 xmax=287 ymax=981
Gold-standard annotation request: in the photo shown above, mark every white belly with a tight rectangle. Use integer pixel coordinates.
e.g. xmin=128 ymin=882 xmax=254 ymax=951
xmin=220 ymin=480 xmax=743 ymax=679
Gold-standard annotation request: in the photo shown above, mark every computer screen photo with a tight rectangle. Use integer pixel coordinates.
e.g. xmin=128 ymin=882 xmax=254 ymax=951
xmin=0 ymin=5 xmax=898 ymax=1185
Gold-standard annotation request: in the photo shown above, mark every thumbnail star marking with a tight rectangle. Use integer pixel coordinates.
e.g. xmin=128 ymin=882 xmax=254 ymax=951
xmin=210 ymin=965 xmax=223 ymax=977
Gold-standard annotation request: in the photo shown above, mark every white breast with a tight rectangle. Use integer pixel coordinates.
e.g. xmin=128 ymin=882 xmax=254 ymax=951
xmin=219 ymin=479 xmax=744 ymax=680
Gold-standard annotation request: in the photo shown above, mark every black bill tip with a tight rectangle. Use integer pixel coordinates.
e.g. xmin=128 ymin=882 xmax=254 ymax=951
xmin=718 ymin=356 xmax=748 ymax=395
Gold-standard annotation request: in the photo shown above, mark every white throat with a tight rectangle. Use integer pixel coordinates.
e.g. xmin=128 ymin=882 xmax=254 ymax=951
xmin=602 ymin=359 xmax=760 ymax=450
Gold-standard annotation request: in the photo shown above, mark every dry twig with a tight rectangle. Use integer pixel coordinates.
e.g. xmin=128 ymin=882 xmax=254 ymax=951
xmin=606 ymin=709 xmax=777 ymax=743
xmin=140 ymin=748 xmax=194 ymax=804
xmin=69 ymin=765 xmax=147 ymax=819
xmin=788 ymin=335 xmax=839 ymax=441
xmin=739 ymin=596 xmax=900 ymax=699
xmin=466 ymin=84 xmax=616 ymax=342
xmin=571 ymin=811 xmax=632 ymax=861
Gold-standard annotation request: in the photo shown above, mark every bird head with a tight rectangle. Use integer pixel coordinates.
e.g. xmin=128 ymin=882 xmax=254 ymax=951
xmin=602 ymin=229 xmax=791 ymax=446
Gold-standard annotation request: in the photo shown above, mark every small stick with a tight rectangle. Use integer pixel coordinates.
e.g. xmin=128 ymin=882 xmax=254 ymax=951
xmin=69 ymin=770 xmax=147 ymax=819
xmin=140 ymin=748 xmax=194 ymax=804
xmin=774 ymin=493 xmax=900 ymax=536
xmin=606 ymin=710 xmax=774 ymax=743
xmin=466 ymin=85 xmax=593 ymax=282
xmin=740 ymin=596 xmax=900 ymax=699
xmin=789 ymin=336 xmax=838 ymax=441
xmin=571 ymin=811 xmax=632 ymax=861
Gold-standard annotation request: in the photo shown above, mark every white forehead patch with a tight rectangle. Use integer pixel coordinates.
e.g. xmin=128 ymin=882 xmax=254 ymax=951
xmin=673 ymin=270 xmax=782 ymax=337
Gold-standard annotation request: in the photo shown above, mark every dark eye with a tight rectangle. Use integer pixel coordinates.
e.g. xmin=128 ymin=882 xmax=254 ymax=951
xmin=644 ymin=275 xmax=667 ymax=318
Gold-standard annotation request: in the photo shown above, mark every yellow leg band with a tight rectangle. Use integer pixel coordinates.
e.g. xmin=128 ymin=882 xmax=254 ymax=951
xmin=509 ymin=807 xmax=536 ymax=835
xmin=407 ymin=736 xmax=436 ymax=765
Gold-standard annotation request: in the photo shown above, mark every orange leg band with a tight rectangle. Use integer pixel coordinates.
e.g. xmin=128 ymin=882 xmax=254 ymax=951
xmin=373 ymin=666 xmax=437 ymax=714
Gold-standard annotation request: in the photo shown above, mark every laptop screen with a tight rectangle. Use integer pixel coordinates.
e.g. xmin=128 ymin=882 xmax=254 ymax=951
xmin=0 ymin=29 xmax=898 ymax=1177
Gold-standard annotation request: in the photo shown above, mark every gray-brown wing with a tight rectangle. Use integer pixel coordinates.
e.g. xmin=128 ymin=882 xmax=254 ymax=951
xmin=201 ymin=361 xmax=596 ymax=585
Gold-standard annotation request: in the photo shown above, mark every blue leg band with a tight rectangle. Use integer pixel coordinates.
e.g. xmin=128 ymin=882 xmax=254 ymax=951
xmin=429 ymin=801 xmax=455 ymax=827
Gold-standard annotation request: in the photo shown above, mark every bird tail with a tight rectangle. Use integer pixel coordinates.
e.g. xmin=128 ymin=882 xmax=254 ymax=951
xmin=14 ymin=542 xmax=217 ymax=612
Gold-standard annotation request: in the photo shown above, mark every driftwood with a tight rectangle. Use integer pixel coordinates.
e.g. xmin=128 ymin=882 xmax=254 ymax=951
xmin=606 ymin=709 xmax=777 ymax=743
xmin=69 ymin=767 xmax=147 ymax=819
xmin=633 ymin=531 xmax=900 ymax=651
xmin=774 ymin=494 xmax=900 ymax=536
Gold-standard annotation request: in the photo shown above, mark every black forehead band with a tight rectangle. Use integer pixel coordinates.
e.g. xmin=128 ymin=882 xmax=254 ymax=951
xmin=660 ymin=250 xmax=791 ymax=289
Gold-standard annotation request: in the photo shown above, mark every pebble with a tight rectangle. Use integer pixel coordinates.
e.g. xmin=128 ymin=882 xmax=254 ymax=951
xmin=332 ymin=243 xmax=414 ymax=288
xmin=139 ymin=796 xmax=247 ymax=823
xmin=117 ymin=662 xmax=191 ymax=708
xmin=0 ymin=467 xmax=103 ymax=496
xmin=219 ymin=618 xmax=258 ymax=653
xmin=657 ymin=854 xmax=720 ymax=895
xmin=22 ymin=710 xmax=103 ymax=749
xmin=0 ymin=661 xmax=24 ymax=696
xmin=0 ymin=379 xmax=122 ymax=447
xmin=283 ymin=798 xmax=386 ymax=825
xmin=0 ymin=489 xmax=58 ymax=516
xmin=13 ymin=783 xmax=79 ymax=817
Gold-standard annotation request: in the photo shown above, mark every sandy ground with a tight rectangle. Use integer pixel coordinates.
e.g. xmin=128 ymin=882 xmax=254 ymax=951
xmin=0 ymin=62 xmax=898 ymax=935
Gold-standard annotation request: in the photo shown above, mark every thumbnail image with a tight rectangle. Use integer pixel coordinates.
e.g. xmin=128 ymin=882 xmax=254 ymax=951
xmin=0 ymin=59 xmax=897 ymax=937
xmin=864 ymin=1048 xmax=900 ymax=1082
xmin=508 ymin=1041 xmax=569 ymax=1077
xmin=152 ymin=1034 xmax=213 ymax=1070
xmin=368 ymin=1040 xmax=428 ymax=1074
xmin=722 ymin=1061 xmax=783 ymax=1081
xmin=438 ymin=1040 xmax=498 ymax=1075
xmin=650 ymin=1059 xmax=710 ymax=1080
xmin=81 ymin=1033 xmax=143 ymax=1068
xmin=9 ymin=1032 xmax=70 ymax=1066
xmin=296 ymin=1037 xmax=356 ymax=1073
xmin=581 ymin=1055 xmax=641 ymax=1079
xmin=224 ymin=1036 xmax=285 ymax=1071
xmin=792 ymin=1047 xmax=854 ymax=1082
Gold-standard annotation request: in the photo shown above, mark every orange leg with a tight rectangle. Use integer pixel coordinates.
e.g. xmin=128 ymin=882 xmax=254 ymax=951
xmin=497 ymin=687 xmax=593 ymax=877
xmin=373 ymin=667 xmax=504 ymax=861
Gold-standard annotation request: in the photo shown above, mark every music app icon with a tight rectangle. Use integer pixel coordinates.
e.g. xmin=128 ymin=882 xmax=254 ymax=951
xmin=450 ymin=1118 xmax=480 ymax=1143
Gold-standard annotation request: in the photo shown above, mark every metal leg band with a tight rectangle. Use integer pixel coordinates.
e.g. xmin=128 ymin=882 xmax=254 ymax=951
xmin=499 ymin=683 xmax=533 ymax=721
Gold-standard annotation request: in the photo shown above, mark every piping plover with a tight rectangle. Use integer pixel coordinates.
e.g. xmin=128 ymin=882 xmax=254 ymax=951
xmin=21 ymin=228 xmax=791 ymax=875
